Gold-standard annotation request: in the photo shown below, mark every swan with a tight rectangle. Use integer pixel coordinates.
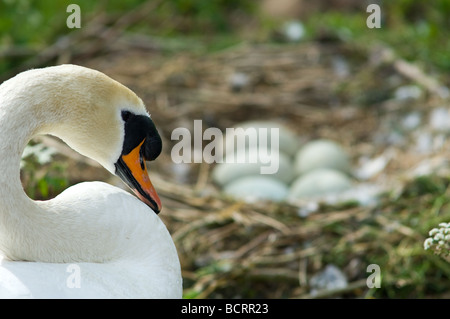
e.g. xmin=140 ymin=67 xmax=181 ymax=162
xmin=0 ymin=64 xmax=182 ymax=298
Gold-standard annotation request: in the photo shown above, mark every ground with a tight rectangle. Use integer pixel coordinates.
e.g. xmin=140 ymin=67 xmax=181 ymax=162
xmin=32 ymin=38 xmax=445 ymax=298
xmin=11 ymin=1 xmax=450 ymax=299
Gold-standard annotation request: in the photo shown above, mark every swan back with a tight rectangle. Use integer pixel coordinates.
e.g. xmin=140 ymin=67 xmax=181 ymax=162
xmin=0 ymin=182 xmax=182 ymax=298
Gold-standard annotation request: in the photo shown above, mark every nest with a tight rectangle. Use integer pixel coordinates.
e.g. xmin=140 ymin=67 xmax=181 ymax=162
xmin=34 ymin=36 xmax=450 ymax=297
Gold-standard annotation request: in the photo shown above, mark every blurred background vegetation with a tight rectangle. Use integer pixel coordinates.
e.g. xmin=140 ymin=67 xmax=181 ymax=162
xmin=1 ymin=0 xmax=450 ymax=299
xmin=1 ymin=0 xmax=449 ymax=77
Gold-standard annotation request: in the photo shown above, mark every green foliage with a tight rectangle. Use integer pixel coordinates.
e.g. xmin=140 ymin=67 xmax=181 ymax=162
xmin=20 ymin=143 xmax=68 ymax=200
xmin=0 ymin=0 xmax=256 ymax=75
xmin=401 ymin=175 xmax=450 ymax=198
xmin=2 ymin=1 xmax=448 ymax=77
xmin=371 ymin=175 xmax=450 ymax=298
xmin=304 ymin=1 xmax=450 ymax=72
xmin=161 ymin=0 xmax=254 ymax=34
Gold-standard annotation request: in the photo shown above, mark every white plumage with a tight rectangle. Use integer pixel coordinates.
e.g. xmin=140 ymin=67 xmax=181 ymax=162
xmin=0 ymin=65 xmax=182 ymax=298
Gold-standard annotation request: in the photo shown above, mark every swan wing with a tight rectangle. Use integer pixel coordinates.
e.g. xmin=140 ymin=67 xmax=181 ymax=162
xmin=0 ymin=257 xmax=114 ymax=298
xmin=0 ymin=182 xmax=182 ymax=298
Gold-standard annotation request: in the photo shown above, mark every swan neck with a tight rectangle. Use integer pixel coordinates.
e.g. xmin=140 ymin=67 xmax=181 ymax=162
xmin=0 ymin=79 xmax=57 ymax=199
xmin=0 ymin=78 xmax=65 ymax=260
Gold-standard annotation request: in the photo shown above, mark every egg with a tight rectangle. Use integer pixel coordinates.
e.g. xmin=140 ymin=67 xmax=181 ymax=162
xmin=223 ymin=176 xmax=289 ymax=202
xmin=221 ymin=120 xmax=299 ymax=158
xmin=212 ymin=147 xmax=294 ymax=186
xmin=294 ymin=139 xmax=350 ymax=175
xmin=288 ymin=168 xmax=352 ymax=200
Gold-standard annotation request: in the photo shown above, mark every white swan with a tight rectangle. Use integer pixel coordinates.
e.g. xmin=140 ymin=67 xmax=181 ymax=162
xmin=0 ymin=65 xmax=182 ymax=298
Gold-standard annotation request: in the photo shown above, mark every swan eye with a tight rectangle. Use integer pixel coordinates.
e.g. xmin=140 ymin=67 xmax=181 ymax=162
xmin=121 ymin=110 xmax=133 ymax=122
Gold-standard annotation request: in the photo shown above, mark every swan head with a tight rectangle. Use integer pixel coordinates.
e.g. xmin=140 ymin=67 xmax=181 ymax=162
xmin=18 ymin=65 xmax=163 ymax=213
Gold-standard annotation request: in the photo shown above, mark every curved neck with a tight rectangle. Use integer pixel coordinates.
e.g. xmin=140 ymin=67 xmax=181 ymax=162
xmin=0 ymin=67 xmax=180 ymax=294
xmin=0 ymin=89 xmax=158 ymax=264
xmin=0 ymin=75 xmax=116 ymax=263
xmin=0 ymin=82 xmax=61 ymax=260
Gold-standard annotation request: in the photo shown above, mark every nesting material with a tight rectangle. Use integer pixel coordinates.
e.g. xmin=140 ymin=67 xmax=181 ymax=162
xmin=53 ymin=40 xmax=446 ymax=298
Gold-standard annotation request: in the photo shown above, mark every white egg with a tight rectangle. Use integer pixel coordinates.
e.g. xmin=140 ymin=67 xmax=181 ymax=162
xmin=288 ymin=168 xmax=352 ymax=200
xmin=294 ymin=139 xmax=350 ymax=175
xmin=212 ymin=147 xmax=294 ymax=186
xmin=221 ymin=120 xmax=299 ymax=158
xmin=223 ymin=176 xmax=289 ymax=202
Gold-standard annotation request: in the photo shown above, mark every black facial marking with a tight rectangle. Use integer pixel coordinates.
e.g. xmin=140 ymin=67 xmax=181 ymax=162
xmin=120 ymin=112 xmax=162 ymax=160
xmin=121 ymin=110 xmax=133 ymax=122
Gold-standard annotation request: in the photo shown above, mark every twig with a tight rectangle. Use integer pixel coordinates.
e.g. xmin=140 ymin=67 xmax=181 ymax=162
xmin=233 ymin=231 xmax=272 ymax=259
xmin=247 ymin=209 xmax=291 ymax=234
xmin=295 ymin=279 xmax=368 ymax=299
xmin=172 ymin=202 xmax=243 ymax=242
xmin=373 ymin=46 xmax=449 ymax=99
xmin=247 ymin=268 xmax=301 ymax=283
xmin=194 ymin=162 xmax=210 ymax=192
xmin=393 ymin=59 xmax=449 ymax=99
xmin=252 ymin=246 xmax=319 ymax=266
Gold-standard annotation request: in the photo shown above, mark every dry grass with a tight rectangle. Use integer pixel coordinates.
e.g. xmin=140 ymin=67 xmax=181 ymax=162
xmin=33 ymin=37 xmax=450 ymax=298
xmin=151 ymin=171 xmax=450 ymax=298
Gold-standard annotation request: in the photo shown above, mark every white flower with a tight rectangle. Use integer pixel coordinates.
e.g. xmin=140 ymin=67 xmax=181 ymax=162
xmin=424 ymin=222 xmax=450 ymax=259
xmin=424 ymin=238 xmax=434 ymax=250
xmin=429 ymin=228 xmax=439 ymax=236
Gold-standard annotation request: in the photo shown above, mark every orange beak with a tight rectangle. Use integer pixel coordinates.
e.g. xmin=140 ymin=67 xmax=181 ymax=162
xmin=115 ymin=139 xmax=162 ymax=213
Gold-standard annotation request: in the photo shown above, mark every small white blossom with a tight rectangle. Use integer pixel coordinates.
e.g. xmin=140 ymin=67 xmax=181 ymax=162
xmin=424 ymin=238 xmax=434 ymax=250
xmin=429 ymin=228 xmax=439 ymax=236
xmin=424 ymin=222 xmax=450 ymax=259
